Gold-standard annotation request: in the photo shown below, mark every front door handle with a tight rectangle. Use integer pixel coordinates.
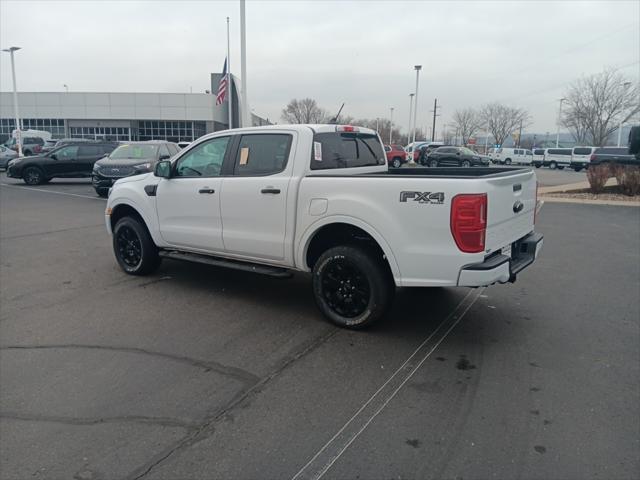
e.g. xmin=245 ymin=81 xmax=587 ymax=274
xmin=261 ymin=188 xmax=281 ymax=194
xmin=198 ymin=187 xmax=215 ymax=194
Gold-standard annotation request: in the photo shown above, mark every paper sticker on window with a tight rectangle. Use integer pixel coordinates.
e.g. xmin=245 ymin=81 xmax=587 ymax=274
xmin=240 ymin=147 xmax=249 ymax=165
xmin=313 ymin=142 xmax=322 ymax=161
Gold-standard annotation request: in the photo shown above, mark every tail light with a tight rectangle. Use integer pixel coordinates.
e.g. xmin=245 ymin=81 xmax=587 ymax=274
xmin=34 ymin=145 xmax=42 ymax=153
xmin=590 ymin=154 xmax=596 ymax=162
xmin=450 ymin=193 xmax=487 ymax=253
xmin=337 ymin=125 xmax=358 ymax=133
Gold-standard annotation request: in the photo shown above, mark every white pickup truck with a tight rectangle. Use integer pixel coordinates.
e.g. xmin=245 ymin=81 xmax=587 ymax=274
xmin=105 ymin=125 xmax=543 ymax=328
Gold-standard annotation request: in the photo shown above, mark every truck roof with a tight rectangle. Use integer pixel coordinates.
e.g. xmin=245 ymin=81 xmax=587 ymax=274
xmin=219 ymin=124 xmax=378 ymax=136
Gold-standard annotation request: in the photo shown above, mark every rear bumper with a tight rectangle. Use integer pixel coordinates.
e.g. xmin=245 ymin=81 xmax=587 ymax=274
xmin=457 ymin=232 xmax=543 ymax=287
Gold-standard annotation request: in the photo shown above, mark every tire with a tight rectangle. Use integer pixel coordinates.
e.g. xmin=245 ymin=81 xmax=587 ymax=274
xmin=312 ymin=245 xmax=392 ymax=329
xmin=558 ymin=166 xmax=565 ymax=170
xmin=461 ymin=160 xmax=471 ymax=167
xmin=22 ymin=166 xmax=45 ymax=185
xmin=392 ymin=158 xmax=402 ymax=168
xmin=95 ymin=187 xmax=109 ymax=198
xmin=549 ymin=161 xmax=557 ymax=170
xmin=112 ymin=216 xmax=161 ymax=275
xmin=23 ymin=149 xmax=32 ymax=156
xmin=535 ymin=163 xmax=541 ymax=168
xmin=429 ymin=159 xmax=438 ymax=168
xmin=505 ymin=158 xmax=512 ymax=165
xmin=573 ymin=167 xmax=582 ymax=172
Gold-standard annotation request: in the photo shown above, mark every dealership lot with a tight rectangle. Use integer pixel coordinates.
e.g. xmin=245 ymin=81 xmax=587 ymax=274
xmin=0 ymin=172 xmax=638 ymax=480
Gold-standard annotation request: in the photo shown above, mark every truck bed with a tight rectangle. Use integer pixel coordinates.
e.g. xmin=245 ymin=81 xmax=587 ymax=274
xmin=308 ymin=167 xmax=529 ymax=179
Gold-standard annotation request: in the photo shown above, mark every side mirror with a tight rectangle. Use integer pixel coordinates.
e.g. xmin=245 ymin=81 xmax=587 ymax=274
xmin=159 ymin=154 xmax=171 ymax=161
xmin=456 ymin=151 xmax=461 ymax=155
xmin=155 ymin=160 xmax=172 ymax=178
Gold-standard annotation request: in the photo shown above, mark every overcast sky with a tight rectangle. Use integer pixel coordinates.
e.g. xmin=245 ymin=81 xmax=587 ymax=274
xmin=1 ymin=0 xmax=638 ymax=134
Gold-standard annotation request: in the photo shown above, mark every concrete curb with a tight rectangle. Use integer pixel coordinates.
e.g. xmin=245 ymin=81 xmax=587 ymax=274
xmin=540 ymin=196 xmax=640 ymax=207
xmin=538 ymin=178 xmax=617 ymax=194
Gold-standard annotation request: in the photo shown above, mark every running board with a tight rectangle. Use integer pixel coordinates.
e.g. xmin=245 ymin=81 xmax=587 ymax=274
xmin=159 ymin=250 xmax=292 ymax=278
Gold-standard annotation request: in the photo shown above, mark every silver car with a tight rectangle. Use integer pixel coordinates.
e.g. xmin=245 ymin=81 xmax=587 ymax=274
xmin=0 ymin=145 xmax=18 ymax=169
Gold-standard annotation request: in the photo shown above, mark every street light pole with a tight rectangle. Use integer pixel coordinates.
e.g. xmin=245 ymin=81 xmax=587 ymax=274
xmin=239 ymin=0 xmax=248 ymax=127
xmin=617 ymin=82 xmax=632 ymax=147
xmin=2 ymin=46 xmax=22 ymax=157
xmin=408 ymin=93 xmax=415 ymax=147
xmin=555 ymin=98 xmax=565 ymax=148
xmin=389 ymin=107 xmax=394 ymax=144
xmin=412 ymin=65 xmax=422 ymax=146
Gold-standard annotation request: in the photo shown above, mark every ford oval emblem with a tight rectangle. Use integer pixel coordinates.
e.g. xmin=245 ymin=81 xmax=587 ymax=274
xmin=513 ymin=200 xmax=524 ymax=214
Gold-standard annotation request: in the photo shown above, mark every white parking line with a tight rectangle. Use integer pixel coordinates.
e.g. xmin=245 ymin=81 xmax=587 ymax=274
xmin=291 ymin=287 xmax=485 ymax=480
xmin=0 ymin=183 xmax=106 ymax=201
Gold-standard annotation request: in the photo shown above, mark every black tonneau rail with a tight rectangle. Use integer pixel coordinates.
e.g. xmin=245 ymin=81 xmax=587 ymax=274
xmin=307 ymin=167 xmax=531 ymax=179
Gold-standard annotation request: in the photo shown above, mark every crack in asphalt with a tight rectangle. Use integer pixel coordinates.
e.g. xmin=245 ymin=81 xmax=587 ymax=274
xmin=0 ymin=412 xmax=199 ymax=430
xmin=0 ymin=344 xmax=260 ymax=386
xmin=0 ymin=223 xmax=104 ymax=241
xmin=126 ymin=328 xmax=337 ymax=480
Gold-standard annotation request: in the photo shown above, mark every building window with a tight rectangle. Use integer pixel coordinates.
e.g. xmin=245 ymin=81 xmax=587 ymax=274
xmin=137 ymin=120 xmax=199 ymax=142
xmin=69 ymin=126 xmax=130 ymax=141
xmin=0 ymin=118 xmax=65 ymax=138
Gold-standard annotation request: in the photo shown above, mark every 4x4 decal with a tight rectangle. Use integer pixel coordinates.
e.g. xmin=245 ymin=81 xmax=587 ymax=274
xmin=399 ymin=191 xmax=445 ymax=204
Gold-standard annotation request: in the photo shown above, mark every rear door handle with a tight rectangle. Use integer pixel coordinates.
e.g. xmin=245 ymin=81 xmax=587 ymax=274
xmin=198 ymin=188 xmax=215 ymax=194
xmin=261 ymin=188 xmax=281 ymax=194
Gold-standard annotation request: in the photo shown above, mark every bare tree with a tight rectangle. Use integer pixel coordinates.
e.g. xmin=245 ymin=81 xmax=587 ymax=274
xmin=452 ymin=108 xmax=483 ymax=146
xmin=281 ymin=98 xmax=329 ymax=124
xmin=562 ymin=69 xmax=639 ymax=146
xmin=562 ymin=114 xmax=590 ymax=145
xmin=480 ymin=102 xmax=530 ymax=147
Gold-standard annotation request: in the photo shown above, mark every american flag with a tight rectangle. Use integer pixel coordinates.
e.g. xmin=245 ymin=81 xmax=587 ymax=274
xmin=216 ymin=58 xmax=228 ymax=106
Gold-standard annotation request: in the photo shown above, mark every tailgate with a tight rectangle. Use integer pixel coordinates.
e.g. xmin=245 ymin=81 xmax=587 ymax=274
xmin=484 ymin=169 xmax=536 ymax=252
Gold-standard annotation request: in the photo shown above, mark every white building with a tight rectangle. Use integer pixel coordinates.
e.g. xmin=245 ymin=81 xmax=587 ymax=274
xmin=0 ymin=74 xmax=270 ymax=142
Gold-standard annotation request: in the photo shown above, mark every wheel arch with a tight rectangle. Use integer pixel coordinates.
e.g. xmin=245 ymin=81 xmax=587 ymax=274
xmin=299 ymin=217 xmax=401 ymax=286
xmin=108 ymin=200 xmax=159 ymax=244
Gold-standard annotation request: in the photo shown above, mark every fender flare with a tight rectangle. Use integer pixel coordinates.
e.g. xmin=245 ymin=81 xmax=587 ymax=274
xmin=108 ymin=196 xmax=162 ymax=245
xmin=297 ymin=215 xmax=402 ymax=285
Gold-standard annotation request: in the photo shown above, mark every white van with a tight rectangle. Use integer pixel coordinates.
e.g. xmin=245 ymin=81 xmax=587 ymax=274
xmin=11 ymin=129 xmax=52 ymax=142
xmin=532 ymin=148 xmax=546 ymax=168
xmin=494 ymin=148 xmax=533 ymax=165
xmin=571 ymin=146 xmax=597 ymax=171
xmin=543 ymin=148 xmax=572 ymax=169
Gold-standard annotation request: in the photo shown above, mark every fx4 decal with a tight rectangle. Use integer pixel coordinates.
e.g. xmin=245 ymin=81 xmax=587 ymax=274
xmin=399 ymin=191 xmax=445 ymax=204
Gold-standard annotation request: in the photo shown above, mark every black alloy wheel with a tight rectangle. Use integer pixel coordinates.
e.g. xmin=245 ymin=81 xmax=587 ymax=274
xmin=312 ymin=245 xmax=393 ymax=328
xmin=112 ymin=216 xmax=161 ymax=275
xmin=23 ymin=166 xmax=44 ymax=185
xmin=461 ymin=160 xmax=471 ymax=167
xmin=429 ymin=159 xmax=438 ymax=168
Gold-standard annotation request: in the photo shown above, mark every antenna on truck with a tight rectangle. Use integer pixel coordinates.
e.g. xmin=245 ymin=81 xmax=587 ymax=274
xmin=329 ymin=103 xmax=345 ymax=124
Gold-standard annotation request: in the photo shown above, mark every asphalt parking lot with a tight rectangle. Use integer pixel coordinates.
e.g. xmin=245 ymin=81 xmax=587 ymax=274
xmin=1 ymin=171 xmax=638 ymax=480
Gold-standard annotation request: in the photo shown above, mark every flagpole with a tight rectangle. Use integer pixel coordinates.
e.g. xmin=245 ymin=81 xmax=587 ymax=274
xmin=240 ymin=0 xmax=248 ymax=127
xmin=226 ymin=16 xmax=232 ymax=129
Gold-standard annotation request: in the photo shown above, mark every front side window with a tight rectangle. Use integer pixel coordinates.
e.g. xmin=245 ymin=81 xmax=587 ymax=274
xmin=175 ymin=136 xmax=229 ymax=177
xmin=573 ymin=147 xmax=592 ymax=155
xmin=234 ymin=134 xmax=292 ymax=175
xmin=311 ymin=132 xmax=385 ymax=170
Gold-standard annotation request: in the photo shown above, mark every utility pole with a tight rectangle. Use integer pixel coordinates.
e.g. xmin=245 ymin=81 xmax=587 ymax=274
xmin=389 ymin=107 xmax=394 ymax=144
xmin=412 ymin=65 xmax=422 ymax=146
xmin=407 ymin=93 xmax=415 ymax=146
xmin=226 ymin=16 xmax=233 ymax=129
xmin=2 ymin=46 xmax=22 ymax=157
xmin=517 ymin=119 xmax=523 ymax=148
xmin=430 ymin=98 xmax=440 ymax=142
xmin=555 ymin=98 xmax=565 ymax=148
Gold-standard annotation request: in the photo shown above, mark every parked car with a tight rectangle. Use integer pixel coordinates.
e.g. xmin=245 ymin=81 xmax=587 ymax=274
xmin=492 ymin=148 xmax=533 ymax=165
xmin=105 ymin=124 xmax=543 ymax=328
xmin=92 ymin=141 xmax=179 ymax=197
xmin=404 ymin=141 xmax=430 ymax=162
xmin=532 ymin=148 xmax=546 ymax=168
xmin=0 ymin=145 xmax=19 ymax=169
xmin=384 ymin=144 xmax=407 ymax=168
xmin=6 ymin=142 xmax=118 ymax=185
xmin=425 ymin=146 xmax=488 ymax=167
xmin=589 ymin=147 xmax=637 ymax=166
xmin=40 ymin=139 xmax=59 ymax=154
xmin=543 ymin=148 xmax=572 ymax=169
xmin=570 ymin=146 xmax=598 ymax=171
xmin=177 ymin=141 xmax=191 ymax=149
xmin=4 ymin=136 xmax=45 ymax=156
xmin=41 ymin=138 xmax=98 ymax=154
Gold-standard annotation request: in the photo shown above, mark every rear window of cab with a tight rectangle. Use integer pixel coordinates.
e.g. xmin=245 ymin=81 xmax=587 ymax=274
xmin=311 ymin=132 xmax=386 ymax=170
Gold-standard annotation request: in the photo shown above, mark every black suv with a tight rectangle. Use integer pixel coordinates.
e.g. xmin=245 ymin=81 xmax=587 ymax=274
xmin=425 ymin=146 xmax=488 ymax=167
xmin=6 ymin=142 xmax=118 ymax=185
xmin=92 ymin=141 xmax=179 ymax=197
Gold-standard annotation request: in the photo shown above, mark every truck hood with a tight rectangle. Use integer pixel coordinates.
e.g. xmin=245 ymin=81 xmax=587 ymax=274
xmin=114 ymin=172 xmax=153 ymax=185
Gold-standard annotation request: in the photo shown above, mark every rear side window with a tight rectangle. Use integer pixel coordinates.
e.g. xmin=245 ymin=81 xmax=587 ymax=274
xmin=573 ymin=147 xmax=592 ymax=155
xmin=78 ymin=145 xmax=101 ymax=156
xmin=311 ymin=132 xmax=385 ymax=170
xmin=234 ymin=134 xmax=292 ymax=175
xmin=595 ymin=147 xmax=628 ymax=155
xmin=547 ymin=149 xmax=572 ymax=155
xmin=534 ymin=149 xmax=545 ymax=155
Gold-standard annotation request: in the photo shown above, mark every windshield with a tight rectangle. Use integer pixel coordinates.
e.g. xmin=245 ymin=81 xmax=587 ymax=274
xmin=461 ymin=147 xmax=476 ymax=156
xmin=109 ymin=144 xmax=158 ymax=160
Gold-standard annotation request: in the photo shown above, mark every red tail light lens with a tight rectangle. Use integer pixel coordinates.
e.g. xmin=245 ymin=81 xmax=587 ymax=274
xmin=450 ymin=193 xmax=487 ymax=253
xmin=337 ymin=125 xmax=358 ymax=132
xmin=34 ymin=145 xmax=42 ymax=153
xmin=590 ymin=154 xmax=596 ymax=161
